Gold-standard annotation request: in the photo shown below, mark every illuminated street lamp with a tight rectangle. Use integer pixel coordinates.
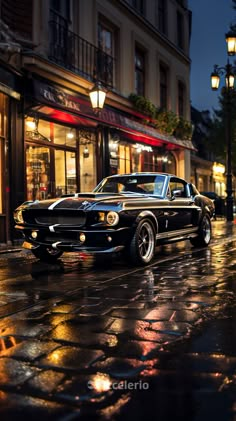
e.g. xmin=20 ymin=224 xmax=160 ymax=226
xmin=226 ymin=30 xmax=236 ymax=55
xmin=210 ymin=31 xmax=236 ymax=221
xmin=89 ymin=81 xmax=107 ymax=113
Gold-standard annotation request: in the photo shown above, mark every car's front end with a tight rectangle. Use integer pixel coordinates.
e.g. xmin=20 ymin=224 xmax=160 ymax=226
xmin=13 ymin=195 xmax=134 ymax=255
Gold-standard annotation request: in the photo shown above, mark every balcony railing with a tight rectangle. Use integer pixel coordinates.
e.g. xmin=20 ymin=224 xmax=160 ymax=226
xmin=48 ymin=10 xmax=115 ymax=89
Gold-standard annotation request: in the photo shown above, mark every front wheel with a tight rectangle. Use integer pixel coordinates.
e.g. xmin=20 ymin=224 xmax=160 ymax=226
xmin=190 ymin=215 xmax=211 ymax=247
xmin=31 ymin=246 xmax=63 ymax=262
xmin=128 ymin=219 xmax=156 ymax=265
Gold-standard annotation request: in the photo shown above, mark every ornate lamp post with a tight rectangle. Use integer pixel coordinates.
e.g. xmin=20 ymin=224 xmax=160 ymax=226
xmin=210 ymin=31 xmax=236 ymax=221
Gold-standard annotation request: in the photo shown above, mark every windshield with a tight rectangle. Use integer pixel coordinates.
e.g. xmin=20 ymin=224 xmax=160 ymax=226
xmin=93 ymin=175 xmax=166 ymax=195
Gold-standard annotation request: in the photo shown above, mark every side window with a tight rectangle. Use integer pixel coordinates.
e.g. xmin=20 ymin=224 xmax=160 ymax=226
xmin=169 ymin=178 xmax=188 ymax=198
xmin=189 ymin=184 xmax=199 ymax=197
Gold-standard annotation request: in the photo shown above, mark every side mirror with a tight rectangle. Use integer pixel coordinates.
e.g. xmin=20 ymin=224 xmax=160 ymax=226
xmin=171 ymin=189 xmax=183 ymax=198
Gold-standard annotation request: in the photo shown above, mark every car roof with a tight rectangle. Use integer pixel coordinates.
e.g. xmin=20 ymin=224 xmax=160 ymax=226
xmin=106 ymin=172 xmax=175 ymax=178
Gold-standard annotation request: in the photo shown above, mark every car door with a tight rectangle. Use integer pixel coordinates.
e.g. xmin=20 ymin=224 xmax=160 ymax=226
xmin=167 ymin=177 xmax=194 ymax=231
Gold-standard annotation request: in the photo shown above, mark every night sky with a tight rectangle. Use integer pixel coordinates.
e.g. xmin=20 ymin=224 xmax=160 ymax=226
xmin=188 ymin=0 xmax=234 ymax=113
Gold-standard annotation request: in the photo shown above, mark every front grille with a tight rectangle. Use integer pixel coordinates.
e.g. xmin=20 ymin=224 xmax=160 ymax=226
xmin=35 ymin=215 xmax=85 ymax=226
xmin=24 ymin=210 xmax=86 ymax=227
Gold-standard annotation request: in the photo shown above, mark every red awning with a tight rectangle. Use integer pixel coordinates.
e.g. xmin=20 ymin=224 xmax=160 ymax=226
xmin=32 ymin=105 xmax=98 ymax=128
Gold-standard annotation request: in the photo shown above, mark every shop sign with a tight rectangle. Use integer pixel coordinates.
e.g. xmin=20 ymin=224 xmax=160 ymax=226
xmin=110 ymin=158 xmax=118 ymax=167
xmin=39 ymin=85 xmax=81 ymax=112
xmin=134 ymin=143 xmax=153 ymax=152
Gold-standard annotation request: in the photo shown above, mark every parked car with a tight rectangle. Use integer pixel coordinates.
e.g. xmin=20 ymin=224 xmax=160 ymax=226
xmin=14 ymin=173 xmax=215 ymax=266
xmin=200 ymin=191 xmax=226 ymax=217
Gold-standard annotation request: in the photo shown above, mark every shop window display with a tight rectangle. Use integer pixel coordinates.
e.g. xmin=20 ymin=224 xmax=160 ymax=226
xmin=25 ymin=118 xmax=77 ymax=200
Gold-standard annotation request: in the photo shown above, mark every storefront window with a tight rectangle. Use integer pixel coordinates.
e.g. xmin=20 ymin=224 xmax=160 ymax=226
xmin=0 ymin=93 xmax=8 ymax=138
xmin=143 ymin=151 xmax=158 ymax=172
xmin=131 ymin=147 xmax=141 ymax=172
xmin=79 ymin=131 xmax=97 ymax=191
xmin=53 ymin=124 xmax=76 ymax=147
xmin=119 ymin=145 xmax=131 ymax=174
xmin=26 ymin=146 xmax=50 ymax=200
xmin=109 ymin=138 xmax=119 ymax=175
xmin=109 ymin=137 xmax=165 ymax=175
xmin=0 ymin=93 xmax=8 ymax=214
xmin=25 ymin=117 xmax=77 ymax=200
xmin=55 ymin=150 xmax=76 ymax=196
xmin=162 ymin=152 xmax=176 ymax=174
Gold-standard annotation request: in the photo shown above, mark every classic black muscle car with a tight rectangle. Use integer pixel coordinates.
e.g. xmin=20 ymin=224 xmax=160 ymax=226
xmin=14 ymin=173 xmax=215 ymax=265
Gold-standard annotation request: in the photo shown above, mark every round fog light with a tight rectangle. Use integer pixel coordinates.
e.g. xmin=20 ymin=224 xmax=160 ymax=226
xmin=31 ymin=231 xmax=38 ymax=239
xmin=107 ymin=236 xmax=112 ymax=242
xmin=79 ymin=233 xmax=86 ymax=243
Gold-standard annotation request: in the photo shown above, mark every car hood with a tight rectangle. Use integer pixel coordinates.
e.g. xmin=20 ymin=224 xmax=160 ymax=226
xmin=20 ymin=193 xmax=158 ymax=211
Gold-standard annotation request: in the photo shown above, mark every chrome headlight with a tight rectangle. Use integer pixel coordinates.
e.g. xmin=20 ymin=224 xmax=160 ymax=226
xmin=14 ymin=209 xmax=24 ymax=224
xmin=106 ymin=211 xmax=119 ymax=226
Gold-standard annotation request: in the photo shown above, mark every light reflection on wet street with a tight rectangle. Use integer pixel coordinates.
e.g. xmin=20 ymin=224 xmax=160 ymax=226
xmin=0 ymin=220 xmax=235 ymax=420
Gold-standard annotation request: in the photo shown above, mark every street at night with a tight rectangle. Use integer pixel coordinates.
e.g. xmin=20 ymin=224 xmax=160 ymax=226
xmin=0 ymin=220 xmax=235 ymax=420
xmin=0 ymin=1 xmax=236 ymax=420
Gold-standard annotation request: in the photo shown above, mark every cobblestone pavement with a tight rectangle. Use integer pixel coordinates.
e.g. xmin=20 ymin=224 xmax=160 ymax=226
xmin=0 ymin=220 xmax=235 ymax=420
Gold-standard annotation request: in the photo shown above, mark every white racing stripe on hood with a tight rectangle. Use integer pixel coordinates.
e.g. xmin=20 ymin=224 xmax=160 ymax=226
xmin=48 ymin=197 xmax=69 ymax=210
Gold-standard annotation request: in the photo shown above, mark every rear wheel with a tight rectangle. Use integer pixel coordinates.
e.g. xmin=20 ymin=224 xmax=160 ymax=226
xmin=31 ymin=246 xmax=63 ymax=262
xmin=128 ymin=219 xmax=156 ymax=265
xmin=190 ymin=215 xmax=211 ymax=247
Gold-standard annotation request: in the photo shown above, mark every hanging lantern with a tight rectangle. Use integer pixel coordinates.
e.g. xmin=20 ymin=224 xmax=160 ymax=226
xmin=225 ymin=72 xmax=235 ymax=89
xmin=226 ymin=31 xmax=236 ymax=56
xmin=89 ymin=81 xmax=107 ymax=113
xmin=83 ymin=145 xmax=89 ymax=158
xmin=210 ymin=71 xmax=220 ymax=90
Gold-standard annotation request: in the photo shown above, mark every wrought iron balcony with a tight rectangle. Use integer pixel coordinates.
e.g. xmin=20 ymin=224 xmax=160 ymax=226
xmin=48 ymin=10 xmax=115 ymax=89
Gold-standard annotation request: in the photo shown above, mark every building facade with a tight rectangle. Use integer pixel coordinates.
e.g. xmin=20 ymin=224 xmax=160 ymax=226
xmin=0 ymin=0 xmax=193 ymax=244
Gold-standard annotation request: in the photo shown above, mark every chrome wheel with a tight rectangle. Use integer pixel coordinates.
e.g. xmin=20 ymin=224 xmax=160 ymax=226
xmin=138 ymin=221 xmax=155 ymax=262
xmin=129 ymin=219 xmax=155 ymax=265
xmin=202 ymin=216 xmax=211 ymax=244
xmin=190 ymin=215 xmax=211 ymax=247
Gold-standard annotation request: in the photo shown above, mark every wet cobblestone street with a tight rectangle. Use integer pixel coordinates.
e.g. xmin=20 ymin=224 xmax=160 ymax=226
xmin=0 ymin=220 xmax=235 ymax=420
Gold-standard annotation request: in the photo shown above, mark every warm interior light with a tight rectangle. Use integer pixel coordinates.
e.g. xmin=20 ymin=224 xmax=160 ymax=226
xmin=225 ymin=72 xmax=235 ymax=89
xmin=211 ymin=72 xmax=220 ymax=90
xmin=26 ymin=119 xmax=37 ymax=130
xmin=83 ymin=145 xmax=89 ymax=158
xmin=226 ymin=31 xmax=236 ymax=56
xmin=67 ymin=129 xmax=74 ymax=139
xmin=213 ymin=163 xmax=225 ymax=174
xmin=89 ymin=82 xmax=107 ymax=112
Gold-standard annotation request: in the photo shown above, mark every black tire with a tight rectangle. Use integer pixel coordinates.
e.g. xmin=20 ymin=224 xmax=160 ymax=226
xmin=190 ymin=215 xmax=211 ymax=247
xmin=31 ymin=246 xmax=63 ymax=262
xmin=128 ymin=219 xmax=156 ymax=265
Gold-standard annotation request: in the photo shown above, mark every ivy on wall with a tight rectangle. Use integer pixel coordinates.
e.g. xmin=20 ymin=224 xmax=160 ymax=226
xmin=129 ymin=93 xmax=192 ymax=140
